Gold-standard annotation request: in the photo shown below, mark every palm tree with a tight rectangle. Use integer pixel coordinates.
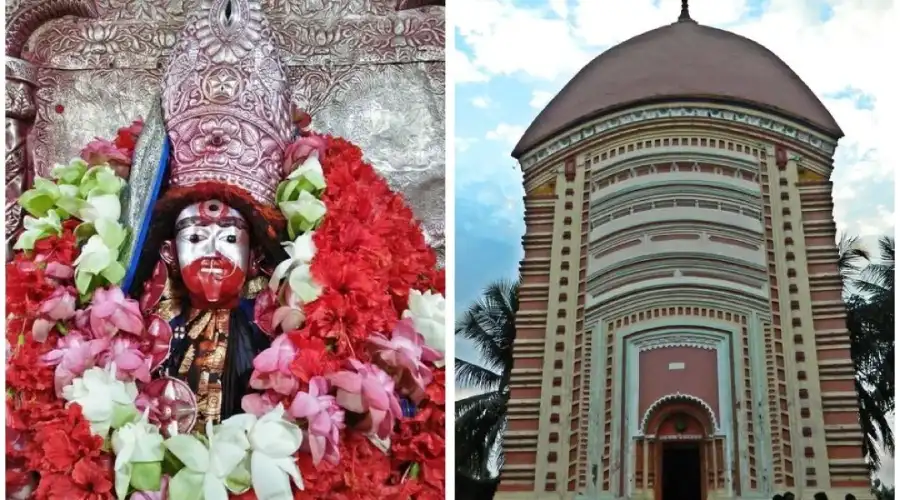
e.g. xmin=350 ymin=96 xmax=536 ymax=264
xmin=455 ymin=279 xmax=519 ymax=491
xmin=839 ymin=235 xmax=895 ymax=469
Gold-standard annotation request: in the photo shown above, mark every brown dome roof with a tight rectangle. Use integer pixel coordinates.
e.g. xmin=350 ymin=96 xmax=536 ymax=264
xmin=512 ymin=19 xmax=842 ymax=158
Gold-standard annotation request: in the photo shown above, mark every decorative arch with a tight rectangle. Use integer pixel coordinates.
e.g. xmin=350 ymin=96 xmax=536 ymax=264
xmin=5 ymin=0 xmax=99 ymax=57
xmin=640 ymin=392 xmax=719 ymax=435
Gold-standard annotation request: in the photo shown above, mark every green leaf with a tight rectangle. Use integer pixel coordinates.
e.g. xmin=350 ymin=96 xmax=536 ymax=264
xmin=18 ymin=190 xmax=57 ymax=218
xmin=75 ymin=222 xmax=97 ymax=244
xmin=164 ymin=435 xmax=210 ymax=472
xmin=130 ymin=461 xmax=163 ymax=492
xmin=111 ymin=403 xmax=140 ymax=430
xmin=13 ymin=231 xmax=38 ymax=251
xmin=52 ymin=159 xmax=89 ymax=185
xmin=161 ymin=449 xmax=186 ymax=476
xmin=275 ymin=180 xmax=290 ymax=203
xmin=408 ymin=462 xmax=421 ymax=480
xmin=224 ymin=458 xmax=252 ymax=493
xmin=168 ymin=470 xmax=203 ymax=500
xmin=101 ymin=260 xmax=127 ymax=286
xmin=95 ymin=218 xmax=127 ymax=251
xmin=76 ymin=270 xmax=95 ymax=296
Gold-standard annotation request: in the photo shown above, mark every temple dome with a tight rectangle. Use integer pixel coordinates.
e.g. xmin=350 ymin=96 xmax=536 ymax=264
xmin=512 ymin=17 xmax=842 ymax=158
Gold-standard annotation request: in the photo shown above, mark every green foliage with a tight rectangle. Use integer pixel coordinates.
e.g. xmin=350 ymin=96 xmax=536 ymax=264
xmin=839 ymin=234 xmax=895 ymax=470
xmin=455 ymin=279 xmax=519 ymax=489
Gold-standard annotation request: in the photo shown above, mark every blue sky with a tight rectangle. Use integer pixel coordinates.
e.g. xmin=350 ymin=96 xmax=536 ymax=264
xmin=452 ymin=0 xmax=897 ymax=478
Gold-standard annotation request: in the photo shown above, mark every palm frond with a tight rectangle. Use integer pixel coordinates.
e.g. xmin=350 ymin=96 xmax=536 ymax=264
xmin=455 ymin=279 xmax=520 ymax=375
xmin=456 ymin=357 xmax=502 ymax=390
xmin=838 ymin=232 xmax=870 ymax=283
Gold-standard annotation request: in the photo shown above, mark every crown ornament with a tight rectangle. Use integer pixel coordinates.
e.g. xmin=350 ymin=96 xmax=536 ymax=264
xmin=161 ymin=0 xmax=292 ymax=206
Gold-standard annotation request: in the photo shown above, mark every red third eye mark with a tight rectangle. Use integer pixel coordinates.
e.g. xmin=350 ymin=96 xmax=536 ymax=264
xmin=55 ymin=104 xmax=65 ymax=114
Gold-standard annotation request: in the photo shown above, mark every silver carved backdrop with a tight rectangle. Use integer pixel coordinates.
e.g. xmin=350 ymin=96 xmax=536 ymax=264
xmin=5 ymin=0 xmax=445 ymax=261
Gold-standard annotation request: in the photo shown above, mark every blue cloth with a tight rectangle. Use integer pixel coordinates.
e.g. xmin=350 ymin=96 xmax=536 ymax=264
xmin=401 ymin=397 xmax=417 ymax=418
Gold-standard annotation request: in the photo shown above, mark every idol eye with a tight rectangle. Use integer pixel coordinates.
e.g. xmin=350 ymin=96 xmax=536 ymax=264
xmin=226 ymin=235 xmax=237 ymax=244
xmin=188 ymin=234 xmax=201 ymax=244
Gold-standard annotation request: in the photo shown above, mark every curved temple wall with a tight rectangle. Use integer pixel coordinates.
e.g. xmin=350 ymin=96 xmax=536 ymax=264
xmin=503 ymin=100 xmax=870 ymax=500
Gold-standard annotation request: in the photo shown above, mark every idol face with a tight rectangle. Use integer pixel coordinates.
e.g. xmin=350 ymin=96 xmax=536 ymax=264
xmin=172 ymin=200 xmax=250 ymax=308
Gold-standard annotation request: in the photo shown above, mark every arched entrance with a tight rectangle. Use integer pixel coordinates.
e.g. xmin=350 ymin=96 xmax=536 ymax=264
xmin=644 ymin=397 xmax=717 ymax=500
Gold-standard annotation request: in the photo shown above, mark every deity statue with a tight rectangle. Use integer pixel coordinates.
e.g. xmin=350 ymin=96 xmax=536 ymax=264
xmin=117 ymin=0 xmax=296 ymax=429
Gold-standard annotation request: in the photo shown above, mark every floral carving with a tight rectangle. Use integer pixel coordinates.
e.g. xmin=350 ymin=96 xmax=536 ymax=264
xmin=640 ymin=392 xmax=719 ymax=435
xmin=21 ymin=0 xmax=444 ymax=261
xmin=25 ymin=8 xmax=443 ymax=69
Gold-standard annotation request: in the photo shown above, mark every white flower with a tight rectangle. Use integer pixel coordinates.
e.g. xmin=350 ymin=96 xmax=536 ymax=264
xmin=13 ymin=210 xmax=63 ymax=251
xmin=402 ymin=290 xmax=446 ymax=357
xmin=78 ymin=192 xmax=122 ymax=223
xmin=220 ymin=405 xmax=305 ymax=499
xmin=279 ymin=191 xmax=326 ymax=238
xmin=111 ymin=410 xmax=165 ymax=499
xmin=164 ymin=420 xmax=249 ymax=500
xmin=72 ymin=218 xmax=128 ymax=293
xmin=285 ymin=155 xmax=326 ymax=191
xmin=61 ymin=363 xmax=138 ymax=437
xmin=269 ymin=232 xmax=322 ymax=304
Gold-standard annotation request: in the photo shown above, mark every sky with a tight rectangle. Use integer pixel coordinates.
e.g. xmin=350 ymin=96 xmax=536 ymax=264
xmin=453 ymin=0 xmax=897 ymax=481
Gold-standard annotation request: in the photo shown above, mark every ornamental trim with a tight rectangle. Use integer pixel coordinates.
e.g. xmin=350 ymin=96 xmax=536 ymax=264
xmin=640 ymin=392 xmax=720 ymax=435
xmin=634 ymin=333 xmax=720 ymax=352
xmin=520 ymin=104 xmax=837 ymax=169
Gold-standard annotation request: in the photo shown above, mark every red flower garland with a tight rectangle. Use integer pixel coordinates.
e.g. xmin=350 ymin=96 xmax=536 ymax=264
xmin=6 ymin=221 xmax=114 ymax=499
xmin=287 ymin=137 xmax=446 ymax=498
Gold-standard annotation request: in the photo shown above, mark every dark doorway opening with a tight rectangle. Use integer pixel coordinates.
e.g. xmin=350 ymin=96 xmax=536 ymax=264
xmin=661 ymin=442 xmax=702 ymax=500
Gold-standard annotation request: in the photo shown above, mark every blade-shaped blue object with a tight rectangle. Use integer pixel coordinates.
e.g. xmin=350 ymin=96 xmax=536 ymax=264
xmin=120 ymin=97 xmax=169 ymax=293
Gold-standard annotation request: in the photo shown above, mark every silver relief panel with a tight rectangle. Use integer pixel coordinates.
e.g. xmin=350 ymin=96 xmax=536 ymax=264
xmin=22 ymin=2 xmax=445 ymax=263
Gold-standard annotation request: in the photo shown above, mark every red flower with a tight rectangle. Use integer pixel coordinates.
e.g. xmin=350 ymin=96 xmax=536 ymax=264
xmin=114 ymin=119 xmax=143 ymax=153
xmin=35 ymin=458 xmax=113 ymax=500
xmin=288 ymin=336 xmax=341 ymax=382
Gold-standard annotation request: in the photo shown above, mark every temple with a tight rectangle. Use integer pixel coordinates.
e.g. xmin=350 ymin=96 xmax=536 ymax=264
xmin=504 ymin=5 xmax=871 ymax=500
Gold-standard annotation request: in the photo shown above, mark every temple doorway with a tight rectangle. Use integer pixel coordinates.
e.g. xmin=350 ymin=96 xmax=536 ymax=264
xmin=660 ymin=442 xmax=702 ymax=500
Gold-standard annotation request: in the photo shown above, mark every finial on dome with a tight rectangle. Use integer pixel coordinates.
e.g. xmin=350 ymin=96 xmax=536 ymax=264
xmin=678 ymin=0 xmax=694 ymax=22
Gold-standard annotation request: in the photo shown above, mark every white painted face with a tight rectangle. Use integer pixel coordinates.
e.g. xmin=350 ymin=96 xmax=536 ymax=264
xmin=173 ymin=200 xmax=251 ymax=273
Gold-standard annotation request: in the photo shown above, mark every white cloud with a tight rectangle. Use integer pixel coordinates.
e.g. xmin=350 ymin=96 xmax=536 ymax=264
xmin=455 ymin=0 xmax=593 ymax=81
xmin=452 ymin=48 xmax=489 ymax=84
xmin=548 ymin=0 xmax=568 ymax=19
xmin=529 ymin=90 xmax=554 ymax=109
xmin=486 ymin=123 xmax=526 ymax=145
xmin=471 ymin=96 xmax=491 ymax=108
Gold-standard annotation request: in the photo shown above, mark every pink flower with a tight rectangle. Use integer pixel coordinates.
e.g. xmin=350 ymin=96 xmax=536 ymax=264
xmin=102 ymin=336 xmax=152 ymax=382
xmin=31 ymin=319 xmax=55 ymax=343
xmin=89 ymin=286 xmax=144 ymax=338
xmin=143 ymin=315 xmax=173 ymax=372
xmin=241 ymin=391 xmax=282 ymax=417
xmin=40 ymin=331 xmax=108 ymax=396
xmin=80 ymin=137 xmax=132 ymax=177
xmin=328 ymin=359 xmax=402 ymax=440
xmin=249 ymin=335 xmax=299 ymax=396
xmin=369 ymin=318 xmax=441 ymax=403
xmin=283 ymin=134 xmax=327 ymax=177
xmin=45 ymin=262 xmax=74 ymax=280
xmin=41 ymin=287 xmax=77 ymax=321
xmin=290 ymin=377 xmax=344 ymax=465
xmin=272 ymin=289 xmax=305 ymax=333
xmin=253 ymin=288 xmax=278 ymax=337
xmin=31 ymin=287 xmax=78 ymax=342
xmin=129 ymin=475 xmax=168 ymax=500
